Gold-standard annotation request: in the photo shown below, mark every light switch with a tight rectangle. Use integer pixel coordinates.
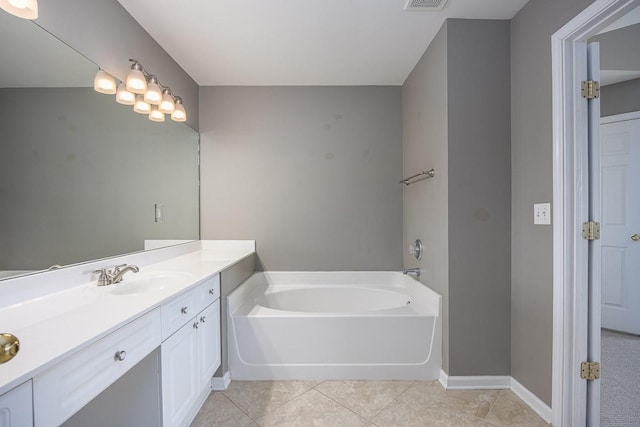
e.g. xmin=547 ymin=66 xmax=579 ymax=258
xmin=534 ymin=203 xmax=551 ymax=225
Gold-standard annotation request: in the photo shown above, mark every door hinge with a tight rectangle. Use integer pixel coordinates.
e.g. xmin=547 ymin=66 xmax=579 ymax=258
xmin=582 ymin=221 xmax=600 ymax=240
xmin=580 ymin=361 xmax=600 ymax=380
xmin=581 ymin=80 xmax=600 ymax=99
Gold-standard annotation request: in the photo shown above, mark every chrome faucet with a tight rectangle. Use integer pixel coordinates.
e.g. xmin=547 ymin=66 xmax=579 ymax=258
xmin=93 ymin=264 xmax=139 ymax=286
xmin=403 ymin=268 xmax=420 ymax=278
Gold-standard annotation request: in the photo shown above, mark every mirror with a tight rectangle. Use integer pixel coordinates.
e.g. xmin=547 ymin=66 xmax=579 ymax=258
xmin=0 ymin=13 xmax=200 ymax=281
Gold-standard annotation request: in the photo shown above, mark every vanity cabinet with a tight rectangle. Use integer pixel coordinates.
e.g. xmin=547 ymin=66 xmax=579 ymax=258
xmin=0 ymin=380 xmax=33 ymax=427
xmin=161 ymin=275 xmax=221 ymax=426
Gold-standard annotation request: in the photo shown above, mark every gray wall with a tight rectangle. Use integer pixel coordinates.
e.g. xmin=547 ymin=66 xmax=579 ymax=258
xmin=35 ymin=0 xmax=199 ymax=130
xmin=199 ymin=86 xmax=403 ymax=271
xmin=402 ymin=23 xmax=450 ymax=372
xmin=592 ymin=24 xmax=640 ymax=72
xmin=402 ymin=19 xmax=511 ymax=376
xmin=447 ymin=19 xmax=512 ymax=376
xmin=0 ymin=88 xmax=199 ymax=270
xmin=602 ymin=78 xmax=640 ymax=117
xmin=511 ymin=0 xmax=594 ymax=405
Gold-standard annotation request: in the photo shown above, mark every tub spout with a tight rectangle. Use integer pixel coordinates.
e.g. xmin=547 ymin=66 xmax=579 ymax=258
xmin=403 ymin=268 xmax=420 ymax=277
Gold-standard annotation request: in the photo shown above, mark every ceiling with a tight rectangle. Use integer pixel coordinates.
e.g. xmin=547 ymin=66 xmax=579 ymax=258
xmin=117 ymin=0 xmax=530 ymax=86
xmin=0 ymin=12 xmax=96 ymax=88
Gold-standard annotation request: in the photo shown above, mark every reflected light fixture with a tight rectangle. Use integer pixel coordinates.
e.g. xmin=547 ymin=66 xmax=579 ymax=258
xmin=149 ymin=105 xmax=165 ymax=122
xmin=0 ymin=0 xmax=38 ymax=19
xmin=133 ymin=94 xmax=151 ymax=114
xmin=93 ymin=69 xmax=117 ymax=95
xmin=144 ymin=76 xmax=162 ymax=105
xmin=115 ymin=82 xmax=135 ymax=105
xmin=94 ymin=59 xmax=187 ymax=123
xmin=171 ymin=97 xmax=187 ymax=122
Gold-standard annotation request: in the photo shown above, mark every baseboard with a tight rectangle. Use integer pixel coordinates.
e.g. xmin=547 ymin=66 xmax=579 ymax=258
xmin=439 ymin=371 xmax=511 ymax=390
xmin=211 ymin=371 xmax=231 ymax=391
xmin=510 ymin=377 xmax=552 ymax=423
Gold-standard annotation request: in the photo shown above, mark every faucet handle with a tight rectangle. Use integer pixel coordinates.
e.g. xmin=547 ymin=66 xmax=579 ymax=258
xmin=93 ymin=268 xmax=110 ymax=286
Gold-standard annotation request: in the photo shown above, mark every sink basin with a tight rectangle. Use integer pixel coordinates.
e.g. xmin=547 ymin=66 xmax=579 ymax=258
xmin=108 ymin=272 xmax=193 ymax=296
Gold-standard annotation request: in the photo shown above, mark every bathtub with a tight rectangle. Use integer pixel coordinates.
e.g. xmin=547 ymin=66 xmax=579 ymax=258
xmin=227 ymin=271 xmax=441 ymax=380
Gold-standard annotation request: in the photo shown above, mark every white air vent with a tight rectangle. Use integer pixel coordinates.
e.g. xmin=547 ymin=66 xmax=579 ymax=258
xmin=404 ymin=0 xmax=449 ymax=11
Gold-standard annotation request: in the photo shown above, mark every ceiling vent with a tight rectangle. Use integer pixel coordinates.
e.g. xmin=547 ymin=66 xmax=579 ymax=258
xmin=404 ymin=0 xmax=449 ymax=11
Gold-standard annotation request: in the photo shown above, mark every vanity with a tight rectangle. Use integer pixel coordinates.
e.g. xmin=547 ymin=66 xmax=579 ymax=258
xmin=0 ymin=240 xmax=255 ymax=427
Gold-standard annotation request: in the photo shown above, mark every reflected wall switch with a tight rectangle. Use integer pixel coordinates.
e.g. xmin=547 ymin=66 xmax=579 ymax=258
xmin=534 ymin=203 xmax=551 ymax=225
xmin=155 ymin=204 xmax=163 ymax=223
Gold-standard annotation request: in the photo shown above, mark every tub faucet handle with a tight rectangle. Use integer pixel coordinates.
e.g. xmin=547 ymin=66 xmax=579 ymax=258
xmin=403 ymin=268 xmax=421 ymax=278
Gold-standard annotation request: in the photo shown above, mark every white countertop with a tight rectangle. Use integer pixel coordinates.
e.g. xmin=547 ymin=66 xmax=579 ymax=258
xmin=0 ymin=240 xmax=255 ymax=396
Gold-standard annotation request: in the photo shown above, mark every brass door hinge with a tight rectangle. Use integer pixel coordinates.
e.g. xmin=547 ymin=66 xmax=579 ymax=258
xmin=581 ymin=80 xmax=600 ymax=99
xmin=580 ymin=361 xmax=600 ymax=380
xmin=582 ymin=221 xmax=600 ymax=240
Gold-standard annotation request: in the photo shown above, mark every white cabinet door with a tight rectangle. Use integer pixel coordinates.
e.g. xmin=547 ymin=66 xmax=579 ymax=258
xmin=197 ymin=301 xmax=221 ymax=390
xmin=0 ymin=381 xmax=32 ymax=427
xmin=600 ymin=117 xmax=640 ymax=334
xmin=161 ymin=319 xmax=199 ymax=427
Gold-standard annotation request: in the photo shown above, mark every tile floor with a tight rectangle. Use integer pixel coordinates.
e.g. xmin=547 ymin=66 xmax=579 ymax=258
xmin=191 ymin=380 xmax=549 ymax=426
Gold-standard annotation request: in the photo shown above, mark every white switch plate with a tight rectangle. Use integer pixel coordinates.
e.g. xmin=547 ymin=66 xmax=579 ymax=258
xmin=534 ymin=203 xmax=551 ymax=225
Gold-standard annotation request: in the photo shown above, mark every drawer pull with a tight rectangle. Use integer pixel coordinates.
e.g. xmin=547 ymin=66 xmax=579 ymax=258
xmin=208 ymin=289 xmax=215 ymax=295
xmin=114 ymin=350 xmax=127 ymax=361
xmin=193 ymin=322 xmax=199 ymax=329
xmin=181 ymin=306 xmax=188 ymax=315
xmin=200 ymin=316 xmax=206 ymax=323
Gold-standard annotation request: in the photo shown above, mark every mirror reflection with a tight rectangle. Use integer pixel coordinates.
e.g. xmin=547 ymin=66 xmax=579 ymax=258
xmin=0 ymin=13 xmax=200 ymax=280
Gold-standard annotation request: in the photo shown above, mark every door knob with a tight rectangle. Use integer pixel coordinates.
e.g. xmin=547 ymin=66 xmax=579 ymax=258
xmin=632 ymin=234 xmax=640 ymax=242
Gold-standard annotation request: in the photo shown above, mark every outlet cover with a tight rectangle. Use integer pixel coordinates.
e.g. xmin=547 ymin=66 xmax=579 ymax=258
xmin=534 ymin=203 xmax=551 ymax=225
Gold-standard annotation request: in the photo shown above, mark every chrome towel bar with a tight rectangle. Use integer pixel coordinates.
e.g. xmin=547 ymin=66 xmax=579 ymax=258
xmin=400 ymin=169 xmax=435 ymax=186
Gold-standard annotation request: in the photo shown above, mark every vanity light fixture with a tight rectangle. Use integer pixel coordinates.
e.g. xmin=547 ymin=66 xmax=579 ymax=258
xmin=93 ymin=69 xmax=117 ymax=95
xmin=94 ymin=59 xmax=187 ymax=123
xmin=171 ymin=97 xmax=187 ymax=122
xmin=0 ymin=0 xmax=38 ymax=19
xmin=115 ymin=82 xmax=135 ymax=105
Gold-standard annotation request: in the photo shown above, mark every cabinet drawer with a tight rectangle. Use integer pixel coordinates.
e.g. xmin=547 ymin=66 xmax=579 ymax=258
xmin=33 ymin=309 xmax=161 ymax=427
xmin=196 ymin=274 xmax=220 ymax=313
xmin=161 ymin=287 xmax=199 ymax=341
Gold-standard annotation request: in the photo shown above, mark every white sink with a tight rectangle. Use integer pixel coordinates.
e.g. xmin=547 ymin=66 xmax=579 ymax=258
xmin=108 ymin=272 xmax=193 ymax=296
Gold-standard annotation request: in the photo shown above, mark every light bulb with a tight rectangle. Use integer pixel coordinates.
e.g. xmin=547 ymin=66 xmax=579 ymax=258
xmin=159 ymin=90 xmax=175 ymax=114
xmin=171 ymin=99 xmax=187 ymax=122
xmin=133 ymin=94 xmax=151 ymax=114
xmin=149 ymin=105 xmax=165 ymax=122
xmin=93 ymin=69 xmax=117 ymax=95
xmin=126 ymin=65 xmax=147 ymax=95
xmin=115 ymin=82 xmax=135 ymax=105
xmin=0 ymin=0 xmax=38 ymax=19
xmin=144 ymin=77 xmax=162 ymax=105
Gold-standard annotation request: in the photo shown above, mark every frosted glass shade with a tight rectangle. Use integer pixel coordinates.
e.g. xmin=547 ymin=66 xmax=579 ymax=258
xmin=115 ymin=83 xmax=135 ymax=105
xmin=93 ymin=69 xmax=117 ymax=95
xmin=149 ymin=106 xmax=165 ymax=122
xmin=171 ymin=102 xmax=186 ymax=122
xmin=0 ymin=0 xmax=38 ymax=19
xmin=133 ymin=95 xmax=151 ymax=114
xmin=126 ymin=69 xmax=147 ymax=94
xmin=159 ymin=92 xmax=175 ymax=114
xmin=144 ymin=80 xmax=162 ymax=105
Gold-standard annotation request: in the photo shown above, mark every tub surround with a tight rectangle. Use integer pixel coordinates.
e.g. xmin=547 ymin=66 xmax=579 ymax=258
xmin=0 ymin=240 xmax=255 ymax=398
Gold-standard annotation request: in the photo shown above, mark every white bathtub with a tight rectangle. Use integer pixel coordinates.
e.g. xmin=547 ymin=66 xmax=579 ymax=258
xmin=227 ymin=271 xmax=441 ymax=380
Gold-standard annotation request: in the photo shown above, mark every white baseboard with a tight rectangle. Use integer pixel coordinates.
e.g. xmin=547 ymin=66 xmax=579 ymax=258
xmin=438 ymin=371 xmax=551 ymax=424
xmin=211 ymin=371 xmax=231 ymax=391
xmin=511 ymin=377 xmax=552 ymax=423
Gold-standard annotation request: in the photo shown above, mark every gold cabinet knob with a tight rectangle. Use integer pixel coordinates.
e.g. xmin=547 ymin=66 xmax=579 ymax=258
xmin=631 ymin=234 xmax=640 ymax=242
xmin=0 ymin=333 xmax=20 ymax=364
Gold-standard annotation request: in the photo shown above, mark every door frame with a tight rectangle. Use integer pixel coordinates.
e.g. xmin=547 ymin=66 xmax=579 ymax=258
xmin=551 ymin=0 xmax=640 ymax=426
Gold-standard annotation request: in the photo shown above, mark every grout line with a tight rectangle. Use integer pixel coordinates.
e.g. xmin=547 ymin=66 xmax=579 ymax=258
xmin=313 ymin=386 xmax=367 ymax=422
xmin=482 ymin=389 xmax=503 ymax=421
xmin=220 ymin=392 xmax=258 ymax=422
xmin=366 ymin=380 xmax=418 ymax=422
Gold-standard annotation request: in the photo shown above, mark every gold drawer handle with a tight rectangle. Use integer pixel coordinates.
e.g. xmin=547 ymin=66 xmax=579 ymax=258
xmin=0 ymin=333 xmax=20 ymax=364
xmin=631 ymin=234 xmax=640 ymax=242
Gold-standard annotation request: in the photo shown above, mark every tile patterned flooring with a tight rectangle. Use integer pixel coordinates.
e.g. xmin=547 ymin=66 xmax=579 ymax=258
xmin=191 ymin=380 xmax=549 ymax=426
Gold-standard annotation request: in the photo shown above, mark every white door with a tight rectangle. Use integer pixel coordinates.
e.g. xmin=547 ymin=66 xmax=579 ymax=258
xmin=600 ymin=114 xmax=640 ymax=334
xmin=198 ymin=301 xmax=221 ymax=390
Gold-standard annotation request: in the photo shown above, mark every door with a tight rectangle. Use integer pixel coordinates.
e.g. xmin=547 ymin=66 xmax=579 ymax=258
xmin=586 ymin=41 xmax=602 ymax=427
xmin=600 ymin=115 xmax=640 ymax=334
xmin=198 ymin=301 xmax=221 ymax=390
